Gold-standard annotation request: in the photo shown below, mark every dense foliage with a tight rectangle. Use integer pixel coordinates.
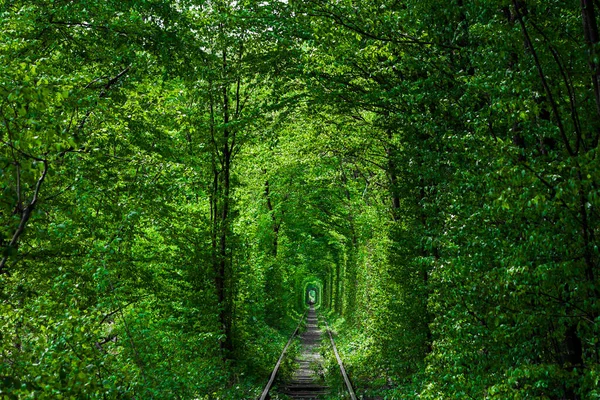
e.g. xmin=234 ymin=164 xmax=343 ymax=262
xmin=1 ymin=0 xmax=599 ymax=398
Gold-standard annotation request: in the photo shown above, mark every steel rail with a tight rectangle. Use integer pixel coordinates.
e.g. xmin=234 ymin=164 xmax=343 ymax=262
xmin=324 ymin=319 xmax=357 ymax=400
xmin=258 ymin=309 xmax=308 ymax=400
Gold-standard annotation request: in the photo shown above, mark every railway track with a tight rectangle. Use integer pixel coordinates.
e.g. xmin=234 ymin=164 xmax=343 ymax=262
xmin=259 ymin=305 xmax=356 ymax=400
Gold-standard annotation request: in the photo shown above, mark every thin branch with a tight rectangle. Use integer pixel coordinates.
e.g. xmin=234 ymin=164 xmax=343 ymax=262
xmin=99 ymin=299 xmax=141 ymax=325
xmin=303 ymin=0 xmax=460 ymax=50
xmin=15 ymin=162 xmax=22 ymax=213
xmin=2 ymin=140 xmax=46 ymax=163
xmin=528 ymin=19 xmax=584 ymax=152
xmin=512 ymin=0 xmax=575 ymax=156
xmin=520 ymin=162 xmax=581 ymax=224
xmin=76 ymin=65 xmax=131 ymax=137
xmin=41 ymin=178 xmax=80 ymax=203
xmin=50 ymin=21 xmax=130 ymax=37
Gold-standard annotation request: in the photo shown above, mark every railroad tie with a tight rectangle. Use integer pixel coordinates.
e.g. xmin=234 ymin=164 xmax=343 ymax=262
xmin=282 ymin=306 xmax=330 ymax=399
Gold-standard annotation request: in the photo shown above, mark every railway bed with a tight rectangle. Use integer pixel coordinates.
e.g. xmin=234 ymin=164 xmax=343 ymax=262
xmin=259 ymin=305 xmax=356 ymax=400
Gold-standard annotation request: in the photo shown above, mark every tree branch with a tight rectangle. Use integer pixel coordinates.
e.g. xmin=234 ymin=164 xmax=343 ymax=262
xmin=512 ymin=0 xmax=575 ymax=156
xmin=0 ymin=159 xmax=49 ymax=274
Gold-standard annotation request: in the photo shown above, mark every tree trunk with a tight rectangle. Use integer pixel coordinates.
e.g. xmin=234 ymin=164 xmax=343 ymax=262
xmin=581 ymin=0 xmax=600 ymax=126
xmin=264 ymin=180 xmax=280 ymax=257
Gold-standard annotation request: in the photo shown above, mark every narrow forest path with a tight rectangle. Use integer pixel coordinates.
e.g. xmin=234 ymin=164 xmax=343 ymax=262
xmin=280 ymin=306 xmax=329 ymax=399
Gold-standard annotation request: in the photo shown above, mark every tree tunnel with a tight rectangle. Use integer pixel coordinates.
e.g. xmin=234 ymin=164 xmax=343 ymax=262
xmin=300 ymin=277 xmax=324 ymax=310
xmin=306 ymin=284 xmax=319 ymax=305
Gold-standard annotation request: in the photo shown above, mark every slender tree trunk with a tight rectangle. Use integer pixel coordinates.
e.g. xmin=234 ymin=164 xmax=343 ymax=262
xmin=342 ymin=167 xmax=358 ymax=321
xmin=335 ymin=257 xmax=341 ymax=314
xmin=581 ymin=0 xmax=600 ymax=128
xmin=264 ymin=180 xmax=280 ymax=257
xmin=0 ymin=160 xmax=48 ymax=274
xmin=386 ymin=130 xmax=401 ymax=221
xmin=219 ymin=47 xmax=235 ymax=354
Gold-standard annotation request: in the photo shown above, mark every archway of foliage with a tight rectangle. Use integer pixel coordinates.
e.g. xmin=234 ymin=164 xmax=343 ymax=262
xmin=2 ymin=0 xmax=600 ymax=399
xmin=302 ymin=279 xmax=324 ymax=309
